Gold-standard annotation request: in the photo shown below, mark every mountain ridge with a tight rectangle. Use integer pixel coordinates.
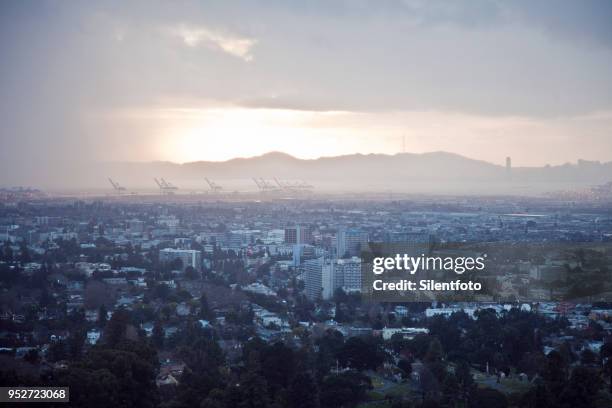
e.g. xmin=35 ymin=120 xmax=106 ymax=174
xmin=98 ymin=151 xmax=611 ymax=186
xmin=6 ymin=151 xmax=611 ymax=192
xmin=165 ymin=151 xmax=504 ymax=167
xmin=110 ymin=150 xmax=611 ymax=169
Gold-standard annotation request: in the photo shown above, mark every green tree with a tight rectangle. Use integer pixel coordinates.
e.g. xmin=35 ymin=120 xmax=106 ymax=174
xmin=471 ymin=388 xmax=508 ymax=408
xmin=287 ymin=370 xmax=319 ymax=408
xmin=200 ymin=293 xmax=213 ymax=320
xmin=237 ymin=352 xmax=270 ymax=408
xmin=424 ymin=338 xmax=444 ymax=363
xmin=174 ymin=334 xmax=225 ymax=407
xmin=58 ymin=340 xmax=159 ymax=408
xmin=542 ymin=351 xmax=567 ymax=397
xmin=455 ymin=360 xmax=476 ymax=404
xmin=104 ymin=308 xmax=131 ymax=347
xmin=98 ymin=304 xmax=108 ymax=327
xmin=320 ymin=371 xmax=371 ymax=408
xmin=398 ymin=359 xmax=412 ymax=380
xmin=185 ymin=266 xmax=200 ymax=280
xmin=601 ymin=342 xmax=612 ymax=392
xmin=48 ymin=341 xmax=67 ymax=362
xmin=152 ymin=320 xmax=164 ymax=349
xmin=200 ymin=388 xmax=226 ymax=408
xmin=19 ymin=241 xmax=31 ymax=263
xmin=24 ymin=349 xmax=39 ymax=364
xmin=441 ymin=373 xmax=459 ymax=407
xmin=1 ymin=241 xmax=14 ymax=262
xmin=256 ymin=342 xmax=295 ymax=398
xmin=338 ymin=337 xmax=386 ymax=371
xmin=580 ymin=348 xmax=596 ymax=365
xmin=559 ymin=366 xmax=602 ymax=408
xmin=68 ymin=328 xmax=87 ymax=360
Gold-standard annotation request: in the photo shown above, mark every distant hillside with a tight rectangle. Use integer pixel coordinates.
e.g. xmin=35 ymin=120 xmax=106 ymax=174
xmin=10 ymin=152 xmax=612 ymax=195
xmin=103 ymin=151 xmax=611 ymax=182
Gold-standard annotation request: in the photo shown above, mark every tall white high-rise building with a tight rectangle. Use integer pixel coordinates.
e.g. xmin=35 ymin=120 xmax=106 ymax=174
xmin=335 ymin=257 xmax=362 ymax=293
xmin=304 ymin=257 xmax=333 ymax=300
xmin=285 ymin=225 xmax=313 ymax=245
xmin=303 ymin=257 xmax=321 ymax=301
xmin=303 ymin=256 xmax=362 ymax=301
xmin=159 ymin=248 xmax=202 ymax=272
xmin=336 ymin=228 xmax=368 ymax=258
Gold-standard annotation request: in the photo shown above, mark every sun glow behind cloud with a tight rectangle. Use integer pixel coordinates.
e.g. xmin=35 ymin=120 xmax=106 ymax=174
xmin=95 ymin=103 xmax=612 ymax=167
xmin=137 ymin=106 xmax=612 ymax=166
xmin=161 ymin=107 xmax=373 ymax=162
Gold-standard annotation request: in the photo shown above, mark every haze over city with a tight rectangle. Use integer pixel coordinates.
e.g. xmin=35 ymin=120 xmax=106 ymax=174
xmin=1 ymin=0 xmax=612 ymax=187
xmin=4 ymin=3 xmax=612 ymax=408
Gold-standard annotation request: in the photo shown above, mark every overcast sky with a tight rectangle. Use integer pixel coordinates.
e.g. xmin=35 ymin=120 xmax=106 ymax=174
xmin=1 ymin=0 xmax=612 ymax=178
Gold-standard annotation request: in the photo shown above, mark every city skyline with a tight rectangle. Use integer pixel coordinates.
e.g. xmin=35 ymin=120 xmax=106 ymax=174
xmin=2 ymin=3 xmax=612 ymax=406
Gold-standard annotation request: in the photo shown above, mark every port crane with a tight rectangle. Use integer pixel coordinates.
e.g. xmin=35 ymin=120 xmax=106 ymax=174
xmin=154 ymin=178 xmax=179 ymax=195
xmin=205 ymin=178 xmax=223 ymax=193
xmin=273 ymin=177 xmax=314 ymax=193
xmin=253 ymin=178 xmax=279 ymax=193
xmin=108 ymin=178 xmax=127 ymax=194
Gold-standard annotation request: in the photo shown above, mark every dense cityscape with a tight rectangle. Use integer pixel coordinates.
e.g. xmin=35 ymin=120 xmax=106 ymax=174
xmin=3 ymin=0 xmax=612 ymax=406
xmin=1 ymin=192 xmax=612 ymax=407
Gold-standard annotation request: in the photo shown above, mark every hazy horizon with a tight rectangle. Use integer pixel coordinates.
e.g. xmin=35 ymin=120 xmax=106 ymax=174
xmin=2 ymin=149 xmax=611 ymax=194
xmin=100 ymin=149 xmax=611 ymax=167
xmin=2 ymin=1 xmax=612 ymax=183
